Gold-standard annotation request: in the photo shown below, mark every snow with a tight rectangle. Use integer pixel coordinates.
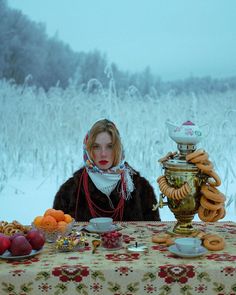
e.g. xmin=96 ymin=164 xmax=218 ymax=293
xmin=1 ymin=80 xmax=236 ymax=224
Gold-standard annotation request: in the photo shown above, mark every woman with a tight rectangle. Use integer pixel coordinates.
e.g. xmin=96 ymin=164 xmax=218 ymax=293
xmin=53 ymin=119 xmax=160 ymax=221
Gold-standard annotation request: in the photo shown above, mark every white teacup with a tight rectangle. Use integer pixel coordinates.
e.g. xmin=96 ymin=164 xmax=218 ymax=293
xmin=175 ymin=237 xmax=202 ymax=254
xmin=89 ymin=217 xmax=113 ymax=231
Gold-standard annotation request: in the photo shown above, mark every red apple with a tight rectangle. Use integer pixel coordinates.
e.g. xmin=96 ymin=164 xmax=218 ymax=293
xmin=9 ymin=233 xmax=25 ymax=242
xmin=0 ymin=234 xmax=11 ymax=255
xmin=26 ymin=229 xmax=45 ymax=250
xmin=10 ymin=236 xmax=32 ymax=256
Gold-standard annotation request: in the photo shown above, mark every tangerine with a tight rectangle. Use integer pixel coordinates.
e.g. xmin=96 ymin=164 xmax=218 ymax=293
xmin=57 ymin=221 xmax=68 ymax=233
xmin=44 ymin=208 xmax=65 ymax=222
xmin=40 ymin=215 xmax=57 ymax=231
xmin=44 ymin=208 xmax=56 ymax=217
xmin=33 ymin=216 xmax=43 ymax=228
xmin=64 ymin=214 xmax=73 ymax=223
xmin=50 ymin=210 xmax=65 ymax=222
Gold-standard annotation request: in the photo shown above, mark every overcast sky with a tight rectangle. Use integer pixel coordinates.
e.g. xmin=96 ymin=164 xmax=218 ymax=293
xmin=8 ymin=0 xmax=236 ymax=81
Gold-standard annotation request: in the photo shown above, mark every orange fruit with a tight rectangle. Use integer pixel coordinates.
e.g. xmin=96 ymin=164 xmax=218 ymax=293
xmin=40 ymin=215 xmax=57 ymax=231
xmin=50 ymin=210 xmax=65 ymax=222
xmin=44 ymin=208 xmax=65 ymax=222
xmin=64 ymin=214 xmax=73 ymax=224
xmin=57 ymin=221 xmax=68 ymax=233
xmin=33 ymin=216 xmax=43 ymax=228
xmin=44 ymin=208 xmax=56 ymax=217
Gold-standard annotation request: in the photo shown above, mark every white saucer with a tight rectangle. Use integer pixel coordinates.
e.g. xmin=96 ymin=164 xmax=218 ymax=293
xmin=168 ymin=245 xmax=208 ymax=258
xmin=84 ymin=224 xmax=119 ymax=233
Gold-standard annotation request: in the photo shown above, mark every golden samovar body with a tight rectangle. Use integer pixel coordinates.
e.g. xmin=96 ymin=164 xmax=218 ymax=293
xmin=162 ymin=155 xmax=203 ymax=235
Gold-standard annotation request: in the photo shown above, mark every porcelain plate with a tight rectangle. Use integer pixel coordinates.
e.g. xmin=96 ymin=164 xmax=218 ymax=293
xmin=168 ymin=245 xmax=208 ymax=258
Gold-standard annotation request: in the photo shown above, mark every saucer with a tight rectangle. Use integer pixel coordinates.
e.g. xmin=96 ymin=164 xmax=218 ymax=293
xmin=168 ymin=245 xmax=208 ymax=258
xmin=84 ymin=224 xmax=119 ymax=233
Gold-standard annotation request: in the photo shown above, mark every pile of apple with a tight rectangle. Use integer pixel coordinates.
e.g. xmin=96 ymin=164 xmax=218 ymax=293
xmin=0 ymin=229 xmax=45 ymax=256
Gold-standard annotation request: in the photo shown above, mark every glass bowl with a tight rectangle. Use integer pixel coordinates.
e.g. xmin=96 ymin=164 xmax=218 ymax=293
xmin=33 ymin=220 xmax=75 ymax=243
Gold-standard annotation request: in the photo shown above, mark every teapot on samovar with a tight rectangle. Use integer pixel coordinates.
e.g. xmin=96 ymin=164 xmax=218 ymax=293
xmin=156 ymin=120 xmax=225 ymax=235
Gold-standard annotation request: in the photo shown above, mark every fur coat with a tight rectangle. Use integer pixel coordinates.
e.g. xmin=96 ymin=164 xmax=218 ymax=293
xmin=53 ymin=164 xmax=160 ymax=221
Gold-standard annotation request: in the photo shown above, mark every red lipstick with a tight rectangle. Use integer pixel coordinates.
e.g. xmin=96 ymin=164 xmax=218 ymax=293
xmin=99 ymin=160 xmax=109 ymax=165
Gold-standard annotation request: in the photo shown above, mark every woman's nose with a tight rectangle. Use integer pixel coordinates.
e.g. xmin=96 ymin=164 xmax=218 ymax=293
xmin=101 ymin=147 xmax=107 ymax=156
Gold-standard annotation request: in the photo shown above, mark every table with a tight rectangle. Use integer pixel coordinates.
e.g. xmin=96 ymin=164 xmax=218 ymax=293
xmin=0 ymin=221 xmax=236 ymax=295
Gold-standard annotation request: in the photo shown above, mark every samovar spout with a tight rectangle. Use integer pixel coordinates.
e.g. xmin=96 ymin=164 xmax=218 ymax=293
xmin=158 ymin=193 xmax=168 ymax=208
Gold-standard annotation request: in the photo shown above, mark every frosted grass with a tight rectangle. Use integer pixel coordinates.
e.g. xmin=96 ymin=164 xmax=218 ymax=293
xmin=0 ymin=79 xmax=236 ymax=223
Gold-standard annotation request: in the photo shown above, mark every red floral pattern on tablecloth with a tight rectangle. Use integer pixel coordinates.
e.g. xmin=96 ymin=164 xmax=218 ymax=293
xmin=194 ymin=283 xmax=208 ymax=293
xmin=221 ymin=266 xmax=236 ymax=276
xmin=122 ymin=234 xmax=136 ymax=243
xmin=215 ymin=223 xmax=236 ymax=235
xmin=52 ymin=264 xmax=89 ymax=282
xmin=9 ymin=269 xmax=25 ymax=277
xmin=143 ymin=283 xmax=157 ymax=293
xmin=90 ymin=282 xmax=103 ymax=292
xmin=146 ymin=223 xmax=170 ymax=234
xmin=151 ymin=244 xmax=168 ymax=252
xmin=115 ymin=266 xmax=133 ymax=276
xmin=158 ymin=264 xmax=195 ymax=284
xmin=6 ymin=257 xmax=40 ymax=266
xmin=38 ymin=283 xmax=52 ymax=292
xmin=206 ymin=253 xmax=236 ymax=261
xmin=105 ymin=252 xmax=140 ymax=262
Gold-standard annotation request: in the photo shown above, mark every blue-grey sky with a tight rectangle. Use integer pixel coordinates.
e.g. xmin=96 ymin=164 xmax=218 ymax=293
xmin=8 ymin=0 xmax=236 ymax=80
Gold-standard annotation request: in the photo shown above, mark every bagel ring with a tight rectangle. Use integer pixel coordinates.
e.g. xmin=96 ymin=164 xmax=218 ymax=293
xmin=158 ymin=151 xmax=178 ymax=163
xmin=190 ymin=153 xmax=209 ymax=164
xmin=186 ymin=149 xmax=205 ymax=161
xmin=3 ymin=224 xmax=16 ymax=235
xmin=211 ymin=207 xmax=226 ymax=222
xmin=203 ymin=234 xmax=225 ymax=251
xmin=152 ymin=233 xmax=171 ymax=244
xmin=201 ymin=185 xmax=225 ymax=203
xmin=198 ymin=205 xmax=217 ymax=222
xmin=196 ymin=162 xmax=213 ymax=173
xmin=200 ymin=195 xmax=223 ymax=211
xmin=157 ymin=175 xmax=166 ymax=183
xmin=206 ymin=171 xmax=221 ymax=187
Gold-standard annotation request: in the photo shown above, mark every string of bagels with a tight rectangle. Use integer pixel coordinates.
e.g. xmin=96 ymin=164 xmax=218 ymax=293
xmin=157 ymin=149 xmax=226 ymax=223
xmin=155 ymin=149 xmax=226 ymax=251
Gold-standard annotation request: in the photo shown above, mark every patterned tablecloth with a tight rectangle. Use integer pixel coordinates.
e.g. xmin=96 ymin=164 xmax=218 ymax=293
xmin=0 ymin=221 xmax=236 ymax=295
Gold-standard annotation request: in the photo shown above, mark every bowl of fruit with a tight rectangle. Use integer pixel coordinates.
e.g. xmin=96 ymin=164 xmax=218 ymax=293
xmin=0 ymin=229 xmax=45 ymax=259
xmin=32 ymin=209 xmax=74 ymax=243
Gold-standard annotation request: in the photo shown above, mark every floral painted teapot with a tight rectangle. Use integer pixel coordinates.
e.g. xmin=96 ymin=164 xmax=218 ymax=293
xmin=166 ymin=120 xmax=208 ymax=145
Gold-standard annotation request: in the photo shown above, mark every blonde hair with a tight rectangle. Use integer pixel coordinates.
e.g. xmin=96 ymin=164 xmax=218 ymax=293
xmin=86 ymin=119 xmax=122 ymax=166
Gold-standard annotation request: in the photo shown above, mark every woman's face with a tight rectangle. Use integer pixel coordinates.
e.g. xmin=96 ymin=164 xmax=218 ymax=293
xmin=91 ymin=132 xmax=114 ymax=170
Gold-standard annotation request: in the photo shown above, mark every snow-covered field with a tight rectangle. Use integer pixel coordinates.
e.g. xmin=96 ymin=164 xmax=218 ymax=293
xmin=1 ymin=79 xmax=236 ymax=224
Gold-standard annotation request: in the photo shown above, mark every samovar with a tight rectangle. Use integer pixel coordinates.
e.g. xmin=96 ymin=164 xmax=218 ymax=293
xmin=157 ymin=120 xmax=208 ymax=235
